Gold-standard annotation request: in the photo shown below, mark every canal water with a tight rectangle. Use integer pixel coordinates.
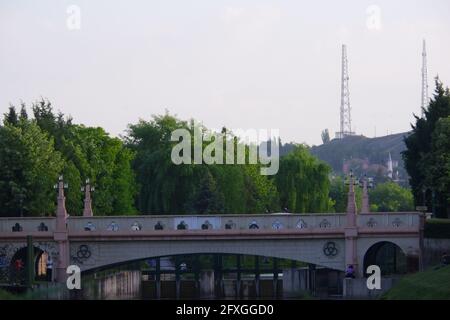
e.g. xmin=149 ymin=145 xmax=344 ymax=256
xmin=74 ymin=268 xmax=342 ymax=299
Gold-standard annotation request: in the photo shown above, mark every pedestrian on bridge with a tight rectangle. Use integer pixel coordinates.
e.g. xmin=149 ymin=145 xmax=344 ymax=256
xmin=345 ymin=265 xmax=355 ymax=278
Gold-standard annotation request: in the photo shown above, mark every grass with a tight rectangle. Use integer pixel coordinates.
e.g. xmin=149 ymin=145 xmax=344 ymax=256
xmin=0 ymin=288 xmax=21 ymax=300
xmin=382 ymin=265 xmax=450 ymax=300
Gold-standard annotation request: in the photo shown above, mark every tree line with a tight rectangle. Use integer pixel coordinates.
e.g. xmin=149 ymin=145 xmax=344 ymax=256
xmin=0 ymin=104 xmax=333 ymax=216
xmin=0 ymin=100 xmax=418 ymax=217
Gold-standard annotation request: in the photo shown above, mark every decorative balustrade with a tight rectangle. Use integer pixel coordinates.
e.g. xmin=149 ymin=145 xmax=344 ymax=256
xmin=0 ymin=217 xmax=55 ymax=233
xmin=66 ymin=213 xmax=348 ymax=233
xmin=357 ymin=212 xmax=419 ymax=230
xmin=0 ymin=212 xmax=421 ymax=235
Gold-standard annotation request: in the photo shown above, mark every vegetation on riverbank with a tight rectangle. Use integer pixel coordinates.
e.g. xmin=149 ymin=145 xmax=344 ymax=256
xmin=382 ymin=265 xmax=450 ymax=299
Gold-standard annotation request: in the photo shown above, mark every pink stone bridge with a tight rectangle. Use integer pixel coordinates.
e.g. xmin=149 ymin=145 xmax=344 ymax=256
xmin=0 ymin=176 xmax=424 ymax=283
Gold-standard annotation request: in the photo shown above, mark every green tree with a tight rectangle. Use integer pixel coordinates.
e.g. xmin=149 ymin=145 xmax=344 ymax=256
xmin=403 ymin=78 xmax=450 ymax=217
xmin=3 ymin=106 xmax=18 ymax=126
xmin=424 ymin=117 xmax=450 ymax=214
xmin=0 ymin=122 xmax=63 ymax=216
xmin=321 ymin=129 xmax=330 ymax=144
xmin=186 ymin=169 xmax=224 ymax=214
xmin=275 ymin=145 xmax=333 ymax=213
xmin=30 ymin=99 xmax=137 ymax=215
xmin=369 ymin=182 xmax=414 ymax=212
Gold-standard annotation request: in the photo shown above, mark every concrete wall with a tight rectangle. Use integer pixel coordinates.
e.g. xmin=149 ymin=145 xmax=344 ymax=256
xmin=343 ymin=277 xmax=400 ymax=299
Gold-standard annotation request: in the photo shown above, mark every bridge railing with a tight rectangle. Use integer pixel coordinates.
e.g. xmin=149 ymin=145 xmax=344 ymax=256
xmin=66 ymin=213 xmax=348 ymax=233
xmin=0 ymin=217 xmax=56 ymax=234
xmin=0 ymin=212 xmax=421 ymax=235
xmin=357 ymin=212 xmax=420 ymax=230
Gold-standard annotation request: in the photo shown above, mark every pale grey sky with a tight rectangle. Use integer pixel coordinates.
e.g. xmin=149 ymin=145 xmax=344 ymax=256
xmin=1 ymin=0 xmax=449 ymax=145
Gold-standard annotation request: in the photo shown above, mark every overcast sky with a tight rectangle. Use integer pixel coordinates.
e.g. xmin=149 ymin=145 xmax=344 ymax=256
xmin=1 ymin=0 xmax=449 ymax=145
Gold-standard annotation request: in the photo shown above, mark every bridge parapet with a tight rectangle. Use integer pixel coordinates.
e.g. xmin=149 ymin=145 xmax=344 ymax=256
xmin=0 ymin=217 xmax=56 ymax=233
xmin=66 ymin=213 xmax=348 ymax=233
xmin=0 ymin=212 xmax=421 ymax=235
xmin=357 ymin=212 xmax=420 ymax=230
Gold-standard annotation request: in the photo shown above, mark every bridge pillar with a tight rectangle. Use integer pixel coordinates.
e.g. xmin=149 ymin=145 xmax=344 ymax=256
xmin=254 ymin=256 xmax=260 ymax=298
xmin=345 ymin=172 xmax=359 ymax=277
xmin=175 ymin=258 xmax=181 ymax=299
xmin=307 ymin=264 xmax=316 ymax=296
xmin=236 ymin=254 xmax=241 ymax=298
xmin=54 ymin=176 xmax=69 ymax=283
xmin=273 ymin=258 xmax=279 ymax=299
xmin=155 ymin=257 xmax=161 ymax=299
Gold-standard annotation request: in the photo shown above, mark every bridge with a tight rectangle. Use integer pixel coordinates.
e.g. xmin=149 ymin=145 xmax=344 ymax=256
xmin=0 ymin=175 xmax=424 ymax=285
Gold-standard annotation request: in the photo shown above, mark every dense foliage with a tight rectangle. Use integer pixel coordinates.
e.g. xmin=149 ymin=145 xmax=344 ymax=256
xmin=424 ymin=219 xmax=450 ymax=239
xmin=403 ymin=78 xmax=450 ymax=218
xmin=275 ymin=146 xmax=333 ymax=212
xmin=369 ymin=182 xmax=414 ymax=212
xmin=0 ymin=101 xmax=137 ymax=216
xmin=0 ymin=106 xmax=335 ymax=216
xmin=125 ymin=113 xmax=332 ymax=214
xmin=1 ymin=99 xmax=421 ymax=217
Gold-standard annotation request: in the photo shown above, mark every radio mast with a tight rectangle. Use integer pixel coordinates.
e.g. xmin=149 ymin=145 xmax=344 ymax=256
xmin=336 ymin=44 xmax=354 ymax=139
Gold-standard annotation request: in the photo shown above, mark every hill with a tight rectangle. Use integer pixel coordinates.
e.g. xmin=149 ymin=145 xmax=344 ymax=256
xmin=308 ymin=132 xmax=410 ymax=181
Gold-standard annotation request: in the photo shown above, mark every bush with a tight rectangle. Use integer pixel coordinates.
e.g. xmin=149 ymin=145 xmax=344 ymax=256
xmin=424 ymin=219 xmax=450 ymax=239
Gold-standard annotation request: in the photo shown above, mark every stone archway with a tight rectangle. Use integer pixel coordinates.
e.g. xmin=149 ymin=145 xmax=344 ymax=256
xmin=9 ymin=246 xmax=51 ymax=283
xmin=363 ymin=241 xmax=407 ymax=276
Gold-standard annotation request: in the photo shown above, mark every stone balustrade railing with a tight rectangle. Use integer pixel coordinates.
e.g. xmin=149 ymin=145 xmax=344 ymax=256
xmin=0 ymin=212 xmax=420 ymax=234
xmin=0 ymin=217 xmax=56 ymax=233
xmin=357 ymin=212 xmax=419 ymax=229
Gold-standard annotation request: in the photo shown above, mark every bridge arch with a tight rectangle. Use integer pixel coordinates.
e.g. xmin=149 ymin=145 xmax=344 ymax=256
xmin=71 ymin=239 xmax=346 ymax=273
xmin=8 ymin=246 xmax=51 ymax=282
xmin=362 ymin=241 xmax=407 ymax=276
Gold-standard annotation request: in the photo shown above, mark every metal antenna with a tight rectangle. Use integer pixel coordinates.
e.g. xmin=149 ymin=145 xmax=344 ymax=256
xmin=336 ymin=44 xmax=354 ymax=139
xmin=421 ymin=39 xmax=429 ymax=117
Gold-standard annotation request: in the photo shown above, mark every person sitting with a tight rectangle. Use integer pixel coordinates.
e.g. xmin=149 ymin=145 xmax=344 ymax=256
xmin=345 ymin=265 xmax=355 ymax=278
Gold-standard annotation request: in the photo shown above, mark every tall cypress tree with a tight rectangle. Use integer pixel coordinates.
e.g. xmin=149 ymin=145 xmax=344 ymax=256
xmin=403 ymin=78 xmax=450 ymax=217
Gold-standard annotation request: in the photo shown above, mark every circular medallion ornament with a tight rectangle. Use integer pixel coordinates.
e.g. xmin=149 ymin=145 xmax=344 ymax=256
xmin=323 ymin=241 xmax=338 ymax=257
xmin=77 ymin=245 xmax=91 ymax=259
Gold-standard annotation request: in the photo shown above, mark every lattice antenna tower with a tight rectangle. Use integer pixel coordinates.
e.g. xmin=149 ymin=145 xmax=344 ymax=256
xmin=421 ymin=39 xmax=429 ymax=117
xmin=336 ymin=44 xmax=354 ymax=139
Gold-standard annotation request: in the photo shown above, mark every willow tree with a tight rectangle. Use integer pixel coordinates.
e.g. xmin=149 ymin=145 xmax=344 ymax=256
xmin=275 ymin=145 xmax=333 ymax=213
